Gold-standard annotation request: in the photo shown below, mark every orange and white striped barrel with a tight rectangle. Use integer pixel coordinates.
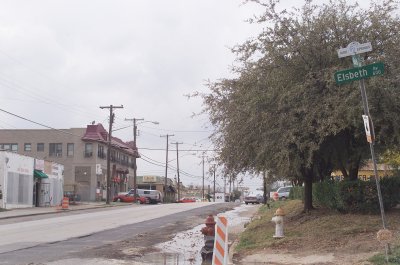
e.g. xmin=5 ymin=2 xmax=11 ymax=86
xmin=212 ymin=214 xmax=228 ymax=265
xmin=61 ymin=197 xmax=69 ymax=210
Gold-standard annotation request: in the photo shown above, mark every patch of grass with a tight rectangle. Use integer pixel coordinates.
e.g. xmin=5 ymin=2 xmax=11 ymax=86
xmin=369 ymin=245 xmax=400 ymax=265
xmin=235 ymin=199 xmax=400 ymax=261
xmin=235 ymin=200 xmax=302 ymax=252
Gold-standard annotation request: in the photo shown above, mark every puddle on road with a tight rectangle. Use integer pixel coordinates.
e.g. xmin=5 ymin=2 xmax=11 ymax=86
xmin=137 ymin=204 xmax=253 ymax=265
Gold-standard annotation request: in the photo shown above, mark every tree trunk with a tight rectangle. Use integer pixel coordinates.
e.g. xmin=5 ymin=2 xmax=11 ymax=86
xmin=339 ymin=161 xmax=348 ymax=179
xmin=348 ymin=155 xmax=361 ymax=180
xmin=263 ymin=171 xmax=267 ymax=204
xmin=303 ymin=172 xmax=313 ymax=213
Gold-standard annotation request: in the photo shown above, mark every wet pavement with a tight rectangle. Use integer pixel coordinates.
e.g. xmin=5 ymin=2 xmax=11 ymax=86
xmin=137 ymin=204 xmax=257 ymax=265
xmin=0 ymin=202 xmax=260 ymax=265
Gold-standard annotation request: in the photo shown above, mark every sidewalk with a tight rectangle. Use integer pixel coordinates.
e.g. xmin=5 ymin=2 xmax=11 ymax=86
xmin=228 ymin=204 xmax=261 ymax=265
xmin=0 ymin=202 xmax=129 ymax=220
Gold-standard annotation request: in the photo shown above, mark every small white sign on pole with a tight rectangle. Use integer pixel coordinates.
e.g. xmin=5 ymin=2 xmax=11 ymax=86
xmin=362 ymin=115 xmax=373 ymax=143
xmin=96 ymin=164 xmax=102 ymax=175
xmin=337 ymin=41 xmax=372 ymax=58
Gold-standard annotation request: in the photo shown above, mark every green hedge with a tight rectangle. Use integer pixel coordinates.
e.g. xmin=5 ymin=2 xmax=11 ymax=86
xmin=289 ymin=186 xmax=304 ymax=200
xmin=289 ymin=176 xmax=400 ymax=213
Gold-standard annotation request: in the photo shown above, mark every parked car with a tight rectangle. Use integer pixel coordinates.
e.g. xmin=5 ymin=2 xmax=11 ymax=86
xmin=256 ymin=194 xmax=266 ymax=203
xmin=276 ymin=186 xmax=293 ymax=200
xmin=244 ymin=194 xmax=260 ymax=205
xmin=113 ymin=193 xmax=147 ymax=204
xmin=179 ymin=197 xmax=196 ymax=203
xmin=127 ymin=189 xmax=162 ymax=204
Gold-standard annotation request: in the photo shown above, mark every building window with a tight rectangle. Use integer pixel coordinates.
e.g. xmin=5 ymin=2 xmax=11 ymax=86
xmin=111 ymin=150 xmax=116 ymax=161
xmin=116 ymin=151 xmax=120 ymax=162
xmin=84 ymin=143 xmax=93 ymax=157
xmin=98 ymin=144 xmax=106 ymax=159
xmin=67 ymin=143 xmax=74 ymax=157
xmin=49 ymin=143 xmax=62 ymax=157
xmin=1 ymin=144 xmax=9 ymax=151
xmin=24 ymin=143 xmax=32 ymax=151
xmin=37 ymin=143 xmax=44 ymax=152
xmin=11 ymin=144 xmax=17 ymax=152
xmin=0 ymin=143 xmax=18 ymax=152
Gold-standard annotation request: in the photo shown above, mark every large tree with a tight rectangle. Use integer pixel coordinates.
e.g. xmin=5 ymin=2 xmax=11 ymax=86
xmin=202 ymin=0 xmax=400 ymax=211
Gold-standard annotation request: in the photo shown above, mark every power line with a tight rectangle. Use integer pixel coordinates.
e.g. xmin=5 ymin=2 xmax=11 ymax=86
xmin=139 ymin=156 xmax=165 ymax=168
xmin=0 ymin=108 xmax=81 ymax=137
xmin=139 ymin=147 xmax=218 ymax=152
xmin=140 ymin=124 xmax=213 ymax=133
xmin=0 ymin=73 xmax=104 ymax=122
xmin=139 ymin=152 xmax=202 ymax=180
xmin=140 ymin=152 xmax=199 ymax=178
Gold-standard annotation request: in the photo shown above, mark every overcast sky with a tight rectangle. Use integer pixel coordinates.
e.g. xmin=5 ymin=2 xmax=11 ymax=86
xmin=0 ymin=0 xmax=369 ymax=192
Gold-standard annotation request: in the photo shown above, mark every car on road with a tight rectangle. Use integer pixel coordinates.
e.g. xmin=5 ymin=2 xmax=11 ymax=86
xmin=276 ymin=186 xmax=292 ymax=200
xmin=244 ymin=194 xmax=260 ymax=205
xmin=113 ymin=193 xmax=147 ymax=204
xmin=126 ymin=189 xmax=163 ymax=204
xmin=179 ymin=197 xmax=197 ymax=203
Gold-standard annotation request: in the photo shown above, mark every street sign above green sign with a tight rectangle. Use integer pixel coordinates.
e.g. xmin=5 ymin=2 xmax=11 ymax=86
xmin=334 ymin=62 xmax=384 ymax=85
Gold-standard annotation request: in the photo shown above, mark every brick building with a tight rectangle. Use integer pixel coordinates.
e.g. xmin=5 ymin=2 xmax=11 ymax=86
xmin=0 ymin=124 xmax=138 ymax=201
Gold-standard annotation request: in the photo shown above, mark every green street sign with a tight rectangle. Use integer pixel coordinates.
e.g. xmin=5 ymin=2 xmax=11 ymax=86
xmin=334 ymin=62 xmax=384 ymax=85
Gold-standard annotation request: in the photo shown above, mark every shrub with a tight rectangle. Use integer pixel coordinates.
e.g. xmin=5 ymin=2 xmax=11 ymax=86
xmin=313 ymin=176 xmax=400 ymax=213
xmin=289 ymin=186 xmax=304 ymax=200
xmin=284 ymin=176 xmax=400 ymax=213
xmin=314 ymin=180 xmax=344 ymax=211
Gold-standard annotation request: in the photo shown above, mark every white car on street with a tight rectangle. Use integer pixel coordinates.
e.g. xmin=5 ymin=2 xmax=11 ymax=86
xmin=276 ymin=186 xmax=292 ymax=200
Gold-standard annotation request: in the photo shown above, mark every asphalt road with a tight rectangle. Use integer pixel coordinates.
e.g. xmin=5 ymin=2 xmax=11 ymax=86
xmin=0 ymin=202 xmax=235 ymax=265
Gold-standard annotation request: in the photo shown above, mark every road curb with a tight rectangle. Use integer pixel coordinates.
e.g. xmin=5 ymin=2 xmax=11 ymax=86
xmin=0 ymin=203 xmax=129 ymax=220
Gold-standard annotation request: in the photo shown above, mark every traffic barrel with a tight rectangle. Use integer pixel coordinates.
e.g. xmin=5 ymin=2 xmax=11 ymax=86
xmin=61 ymin=197 xmax=69 ymax=210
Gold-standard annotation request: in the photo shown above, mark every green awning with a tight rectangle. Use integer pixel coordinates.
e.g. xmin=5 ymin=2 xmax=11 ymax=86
xmin=34 ymin=170 xmax=48 ymax=178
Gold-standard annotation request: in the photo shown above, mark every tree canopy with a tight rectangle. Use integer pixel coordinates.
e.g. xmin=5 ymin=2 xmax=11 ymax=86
xmin=201 ymin=0 xmax=400 ymax=211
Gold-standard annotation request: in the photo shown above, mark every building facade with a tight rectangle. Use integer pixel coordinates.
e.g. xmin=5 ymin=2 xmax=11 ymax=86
xmin=331 ymin=161 xmax=393 ymax=181
xmin=0 ymin=151 xmax=64 ymax=209
xmin=136 ymin=175 xmax=176 ymax=202
xmin=0 ymin=124 xmax=138 ymax=201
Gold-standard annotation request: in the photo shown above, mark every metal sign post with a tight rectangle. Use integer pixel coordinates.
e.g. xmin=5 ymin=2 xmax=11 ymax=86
xmin=337 ymin=42 xmax=389 ymax=260
xmin=357 ymin=77 xmax=387 ymax=228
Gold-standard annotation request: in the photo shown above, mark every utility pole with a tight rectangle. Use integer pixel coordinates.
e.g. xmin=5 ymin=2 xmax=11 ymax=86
xmin=263 ymin=171 xmax=267 ymax=204
xmin=213 ymin=164 xmax=216 ymax=202
xmin=100 ymin=104 xmax=123 ymax=204
xmin=161 ymin=134 xmax=174 ymax=202
xmin=125 ymin=118 xmax=144 ymax=195
xmin=232 ymin=176 xmax=235 ymax=193
xmin=229 ymin=174 xmax=232 ymax=202
xmin=202 ymin=155 xmax=205 ymax=200
xmin=223 ymin=174 xmax=226 ymax=202
xmin=171 ymin=142 xmax=183 ymax=201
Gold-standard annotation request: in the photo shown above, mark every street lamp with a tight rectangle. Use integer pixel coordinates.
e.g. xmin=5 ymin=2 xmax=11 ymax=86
xmin=125 ymin=118 xmax=159 ymax=194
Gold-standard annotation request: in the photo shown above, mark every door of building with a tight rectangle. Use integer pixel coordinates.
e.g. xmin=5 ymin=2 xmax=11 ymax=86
xmin=39 ymin=183 xmax=51 ymax=207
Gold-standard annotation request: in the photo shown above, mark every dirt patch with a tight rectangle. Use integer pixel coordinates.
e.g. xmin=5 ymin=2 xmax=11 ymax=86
xmin=233 ymin=201 xmax=400 ymax=265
